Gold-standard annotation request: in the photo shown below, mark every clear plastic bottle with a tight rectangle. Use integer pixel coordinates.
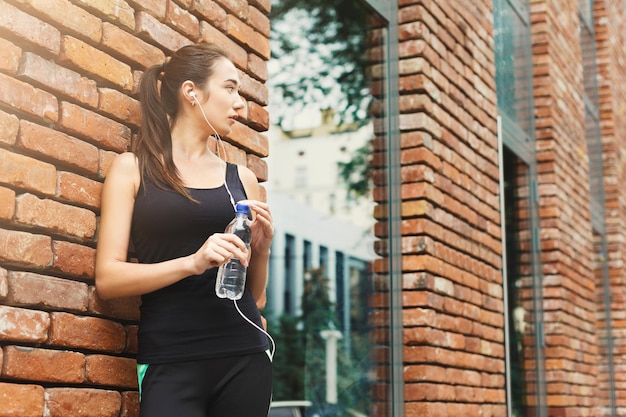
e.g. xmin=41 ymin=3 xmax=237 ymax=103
xmin=215 ymin=203 xmax=252 ymax=300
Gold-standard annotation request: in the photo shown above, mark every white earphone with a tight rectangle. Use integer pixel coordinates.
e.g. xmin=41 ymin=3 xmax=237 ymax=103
xmin=190 ymin=91 xmax=196 ymax=98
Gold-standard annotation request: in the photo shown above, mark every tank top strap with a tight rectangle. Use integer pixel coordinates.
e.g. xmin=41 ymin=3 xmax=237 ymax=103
xmin=225 ymin=162 xmax=248 ymax=204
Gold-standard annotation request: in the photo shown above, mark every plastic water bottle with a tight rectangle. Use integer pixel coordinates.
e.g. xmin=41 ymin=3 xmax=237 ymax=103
xmin=215 ymin=203 xmax=252 ymax=300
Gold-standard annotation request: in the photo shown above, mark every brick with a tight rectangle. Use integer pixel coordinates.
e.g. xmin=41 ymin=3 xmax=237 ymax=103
xmin=249 ymin=0 xmax=270 ymax=14
xmin=0 ymin=228 xmax=52 ymax=268
xmin=246 ymin=101 xmax=269 ymax=131
xmin=0 ymin=73 xmax=58 ymax=123
xmin=0 ymin=382 xmax=45 ymax=417
xmin=101 ymin=22 xmax=165 ymax=69
xmin=2 ymin=345 xmax=85 ymax=383
xmin=199 ymin=21 xmax=247 ymax=69
xmin=226 ymin=15 xmax=269 ymax=59
xmin=17 ymin=52 xmax=99 ymax=108
xmin=100 ymin=150 xmax=119 ymax=177
xmin=45 ymin=388 xmax=122 ymax=417
xmin=7 ymin=271 xmax=89 ymax=312
xmin=0 ymin=186 xmax=16 ymax=220
xmin=57 ymin=171 xmax=102 ymax=210
xmin=0 ymin=108 xmax=19 ymax=146
xmin=135 ymin=11 xmax=192 ymax=53
xmin=190 ymin=0 xmax=228 ymax=31
xmin=52 ymin=240 xmax=96 ymax=279
xmin=0 ymin=0 xmax=61 ymax=55
xmin=60 ymin=36 xmax=133 ymax=91
xmin=0 ymin=267 xmax=7 ymax=298
xmin=247 ymin=52 xmax=268 ymax=82
xmin=0 ymin=37 xmax=21 ymax=74
xmin=124 ymin=325 xmax=138 ymax=354
xmin=127 ymin=0 xmax=167 ymax=19
xmin=214 ymin=0 xmax=248 ymax=20
xmin=238 ymin=70 xmax=268 ymax=105
xmin=48 ymin=312 xmax=126 ymax=353
xmin=86 ymin=355 xmax=138 ymax=388
xmin=246 ymin=154 xmax=267 ymax=182
xmin=98 ymin=87 xmax=141 ymax=128
xmin=0 ymin=149 xmax=57 ymax=195
xmin=73 ymin=0 xmax=135 ymax=30
xmin=166 ymin=1 xmax=200 ymax=39
xmin=18 ymin=120 xmax=99 ymax=175
xmin=89 ymin=287 xmax=141 ymax=321
xmin=59 ymin=101 xmax=131 ymax=152
xmin=120 ymin=391 xmax=139 ymax=417
xmin=248 ymin=5 xmax=270 ymax=37
xmin=228 ymin=121 xmax=268 ymax=157
xmin=21 ymin=0 xmax=103 ymax=43
xmin=0 ymin=305 xmax=50 ymax=343
xmin=15 ymin=193 xmax=96 ymax=239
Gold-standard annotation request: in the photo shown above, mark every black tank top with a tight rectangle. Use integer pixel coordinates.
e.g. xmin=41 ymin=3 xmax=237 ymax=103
xmin=131 ymin=162 xmax=268 ymax=364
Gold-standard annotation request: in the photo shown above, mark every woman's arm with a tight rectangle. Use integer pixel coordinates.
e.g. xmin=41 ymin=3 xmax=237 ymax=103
xmin=95 ymin=153 xmax=248 ymax=300
xmin=237 ymin=166 xmax=274 ymax=302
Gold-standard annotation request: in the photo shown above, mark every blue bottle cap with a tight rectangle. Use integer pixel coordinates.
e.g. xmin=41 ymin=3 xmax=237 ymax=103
xmin=235 ymin=202 xmax=250 ymax=215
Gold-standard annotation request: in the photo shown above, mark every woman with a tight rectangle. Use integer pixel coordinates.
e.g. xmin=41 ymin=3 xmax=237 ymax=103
xmin=95 ymin=43 xmax=274 ymax=417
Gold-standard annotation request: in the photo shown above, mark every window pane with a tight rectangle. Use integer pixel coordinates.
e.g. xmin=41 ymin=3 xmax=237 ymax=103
xmin=503 ymin=148 xmax=539 ymax=417
xmin=266 ymin=1 xmax=391 ymax=416
xmin=494 ymin=0 xmax=533 ymax=136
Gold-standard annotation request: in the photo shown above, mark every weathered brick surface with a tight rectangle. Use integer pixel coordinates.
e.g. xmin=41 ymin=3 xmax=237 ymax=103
xmin=85 ymin=355 xmax=138 ymax=388
xmin=0 ymin=383 xmax=44 ymax=417
xmin=18 ymin=120 xmax=100 ymax=175
xmin=0 ymin=305 xmax=50 ymax=343
xmin=0 ymin=228 xmax=52 ymax=268
xmin=2 ymin=345 xmax=85 ymax=383
xmin=14 ymin=193 xmax=96 ymax=239
xmin=45 ymin=388 xmax=122 ymax=417
xmin=17 ymin=52 xmax=99 ymax=108
xmin=48 ymin=312 xmax=126 ymax=352
xmin=52 ymin=240 xmax=96 ymax=279
xmin=6 ymin=271 xmax=89 ymax=312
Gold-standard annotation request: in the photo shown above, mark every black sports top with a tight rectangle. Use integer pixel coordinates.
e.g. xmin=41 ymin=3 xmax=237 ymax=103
xmin=131 ymin=162 xmax=268 ymax=364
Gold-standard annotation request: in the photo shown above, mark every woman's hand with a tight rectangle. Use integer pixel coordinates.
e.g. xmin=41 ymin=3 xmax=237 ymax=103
xmin=190 ymin=232 xmax=249 ymax=275
xmin=239 ymin=199 xmax=274 ymax=254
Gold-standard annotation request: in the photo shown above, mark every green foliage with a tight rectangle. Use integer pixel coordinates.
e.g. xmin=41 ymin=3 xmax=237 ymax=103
xmin=270 ymin=0 xmax=372 ymax=126
xmin=337 ymin=141 xmax=373 ymax=200
xmin=271 ymin=267 xmax=371 ymax=414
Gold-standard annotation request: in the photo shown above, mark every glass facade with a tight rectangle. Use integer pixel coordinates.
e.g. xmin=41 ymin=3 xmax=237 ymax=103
xmin=494 ymin=0 xmax=546 ymax=416
xmin=266 ymin=1 xmax=397 ymax=415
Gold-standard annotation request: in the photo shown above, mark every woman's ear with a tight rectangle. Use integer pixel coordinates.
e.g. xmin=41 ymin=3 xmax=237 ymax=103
xmin=181 ymin=80 xmax=196 ymax=104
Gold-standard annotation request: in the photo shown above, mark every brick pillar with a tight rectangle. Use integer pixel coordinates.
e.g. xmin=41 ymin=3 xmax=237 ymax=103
xmin=0 ymin=1 xmax=271 ymax=416
xmin=530 ymin=0 xmax=601 ymax=415
xmin=396 ymin=1 xmax=505 ymax=415
xmin=594 ymin=0 xmax=626 ymax=415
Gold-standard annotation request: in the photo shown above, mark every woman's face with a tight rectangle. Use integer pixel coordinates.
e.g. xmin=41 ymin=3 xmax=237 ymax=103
xmin=198 ymin=58 xmax=245 ymax=137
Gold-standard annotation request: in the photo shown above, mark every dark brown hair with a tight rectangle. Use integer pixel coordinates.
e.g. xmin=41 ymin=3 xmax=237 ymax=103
xmin=134 ymin=43 xmax=229 ymax=200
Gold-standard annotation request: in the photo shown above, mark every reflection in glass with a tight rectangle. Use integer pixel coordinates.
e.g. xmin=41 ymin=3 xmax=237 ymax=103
xmin=503 ymin=147 xmax=538 ymax=417
xmin=265 ymin=1 xmax=390 ymax=416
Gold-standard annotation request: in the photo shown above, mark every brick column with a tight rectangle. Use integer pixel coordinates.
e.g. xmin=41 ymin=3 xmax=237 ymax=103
xmin=531 ymin=0 xmax=601 ymax=415
xmin=594 ymin=0 xmax=626 ymax=415
xmin=396 ymin=1 xmax=505 ymax=415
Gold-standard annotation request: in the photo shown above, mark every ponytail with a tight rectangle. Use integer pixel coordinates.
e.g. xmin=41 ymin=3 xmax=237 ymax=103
xmin=133 ymin=43 xmax=229 ymax=201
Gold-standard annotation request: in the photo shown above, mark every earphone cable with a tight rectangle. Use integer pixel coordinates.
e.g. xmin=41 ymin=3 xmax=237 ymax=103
xmin=234 ymin=299 xmax=276 ymax=361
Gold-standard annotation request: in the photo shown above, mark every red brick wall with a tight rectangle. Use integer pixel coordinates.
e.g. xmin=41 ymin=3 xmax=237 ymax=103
xmin=595 ymin=0 xmax=626 ymax=415
xmin=531 ymin=0 xmax=602 ymax=415
xmin=397 ymin=1 xmax=506 ymax=415
xmin=0 ymin=1 xmax=270 ymax=416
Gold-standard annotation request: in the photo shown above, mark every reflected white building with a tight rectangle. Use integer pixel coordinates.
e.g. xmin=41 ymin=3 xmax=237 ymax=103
xmin=264 ymin=108 xmax=379 ymax=336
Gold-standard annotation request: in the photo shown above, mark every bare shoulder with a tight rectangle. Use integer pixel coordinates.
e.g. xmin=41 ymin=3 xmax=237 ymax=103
xmin=236 ymin=164 xmax=260 ymax=198
xmin=104 ymin=152 xmax=140 ymax=193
